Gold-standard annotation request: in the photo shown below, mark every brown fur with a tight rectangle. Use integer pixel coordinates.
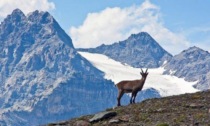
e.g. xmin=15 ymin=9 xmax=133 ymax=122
xmin=116 ymin=68 xmax=148 ymax=106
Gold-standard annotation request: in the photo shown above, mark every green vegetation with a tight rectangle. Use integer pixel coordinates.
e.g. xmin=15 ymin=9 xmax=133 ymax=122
xmin=156 ymin=123 xmax=169 ymax=126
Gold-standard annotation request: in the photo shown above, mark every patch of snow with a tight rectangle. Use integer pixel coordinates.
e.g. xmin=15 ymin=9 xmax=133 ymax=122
xmin=79 ymin=52 xmax=199 ymax=97
xmin=42 ymin=77 xmax=67 ymax=98
xmin=169 ymin=69 xmax=176 ymax=75
xmin=162 ymin=60 xmax=167 ymax=65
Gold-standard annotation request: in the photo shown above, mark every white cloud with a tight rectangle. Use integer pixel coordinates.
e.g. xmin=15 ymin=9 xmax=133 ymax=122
xmin=0 ymin=0 xmax=55 ymax=18
xmin=70 ymin=0 xmax=190 ymax=55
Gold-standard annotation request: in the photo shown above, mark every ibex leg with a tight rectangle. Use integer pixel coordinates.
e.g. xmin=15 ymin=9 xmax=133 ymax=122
xmin=117 ymin=90 xmax=124 ymax=106
xmin=130 ymin=92 xmax=136 ymax=104
xmin=132 ymin=93 xmax=137 ymax=104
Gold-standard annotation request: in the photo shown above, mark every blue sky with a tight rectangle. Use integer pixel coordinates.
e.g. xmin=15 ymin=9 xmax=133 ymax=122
xmin=50 ymin=0 xmax=210 ymax=31
xmin=0 ymin=0 xmax=209 ymax=55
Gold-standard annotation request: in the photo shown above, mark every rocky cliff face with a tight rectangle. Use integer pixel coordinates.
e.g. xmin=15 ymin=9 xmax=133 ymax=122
xmin=164 ymin=46 xmax=210 ymax=90
xmin=78 ymin=32 xmax=172 ymax=68
xmin=0 ymin=9 xmax=117 ymax=125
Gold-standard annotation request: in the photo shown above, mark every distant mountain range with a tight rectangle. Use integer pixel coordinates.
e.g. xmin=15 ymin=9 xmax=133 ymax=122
xmin=78 ymin=32 xmax=172 ymax=68
xmin=79 ymin=32 xmax=210 ymax=91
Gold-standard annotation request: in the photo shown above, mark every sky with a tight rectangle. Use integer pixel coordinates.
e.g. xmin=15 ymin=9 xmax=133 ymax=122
xmin=0 ymin=0 xmax=209 ymax=55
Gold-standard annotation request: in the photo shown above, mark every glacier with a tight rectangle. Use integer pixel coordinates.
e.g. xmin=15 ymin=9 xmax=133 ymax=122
xmin=79 ymin=52 xmax=199 ymax=96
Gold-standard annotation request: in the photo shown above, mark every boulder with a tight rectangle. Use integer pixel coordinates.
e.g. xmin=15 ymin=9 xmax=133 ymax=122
xmin=89 ymin=111 xmax=117 ymax=123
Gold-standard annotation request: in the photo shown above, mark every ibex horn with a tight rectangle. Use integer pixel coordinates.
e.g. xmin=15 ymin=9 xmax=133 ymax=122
xmin=145 ymin=68 xmax=148 ymax=73
xmin=140 ymin=68 xmax=144 ymax=73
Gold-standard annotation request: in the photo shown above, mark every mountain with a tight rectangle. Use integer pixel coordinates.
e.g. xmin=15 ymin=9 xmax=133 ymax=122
xmin=49 ymin=90 xmax=210 ymax=126
xmin=0 ymin=9 xmax=118 ymax=126
xmin=0 ymin=9 xmax=206 ymax=126
xmin=0 ymin=9 xmax=165 ymax=126
xmin=163 ymin=46 xmax=210 ymax=90
xmin=78 ymin=32 xmax=172 ymax=68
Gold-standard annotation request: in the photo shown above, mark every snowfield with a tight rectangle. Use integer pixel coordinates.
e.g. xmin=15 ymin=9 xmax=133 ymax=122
xmin=79 ymin=52 xmax=199 ymax=97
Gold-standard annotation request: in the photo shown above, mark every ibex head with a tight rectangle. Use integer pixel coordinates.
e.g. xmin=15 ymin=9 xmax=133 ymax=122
xmin=140 ymin=68 xmax=148 ymax=78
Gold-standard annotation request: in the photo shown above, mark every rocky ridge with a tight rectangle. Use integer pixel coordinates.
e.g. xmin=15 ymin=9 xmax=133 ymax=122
xmin=48 ymin=90 xmax=210 ymax=126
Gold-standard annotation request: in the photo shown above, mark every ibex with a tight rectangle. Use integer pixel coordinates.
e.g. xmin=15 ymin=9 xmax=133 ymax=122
xmin=116 ymin=68 xmax=148 ymax=106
